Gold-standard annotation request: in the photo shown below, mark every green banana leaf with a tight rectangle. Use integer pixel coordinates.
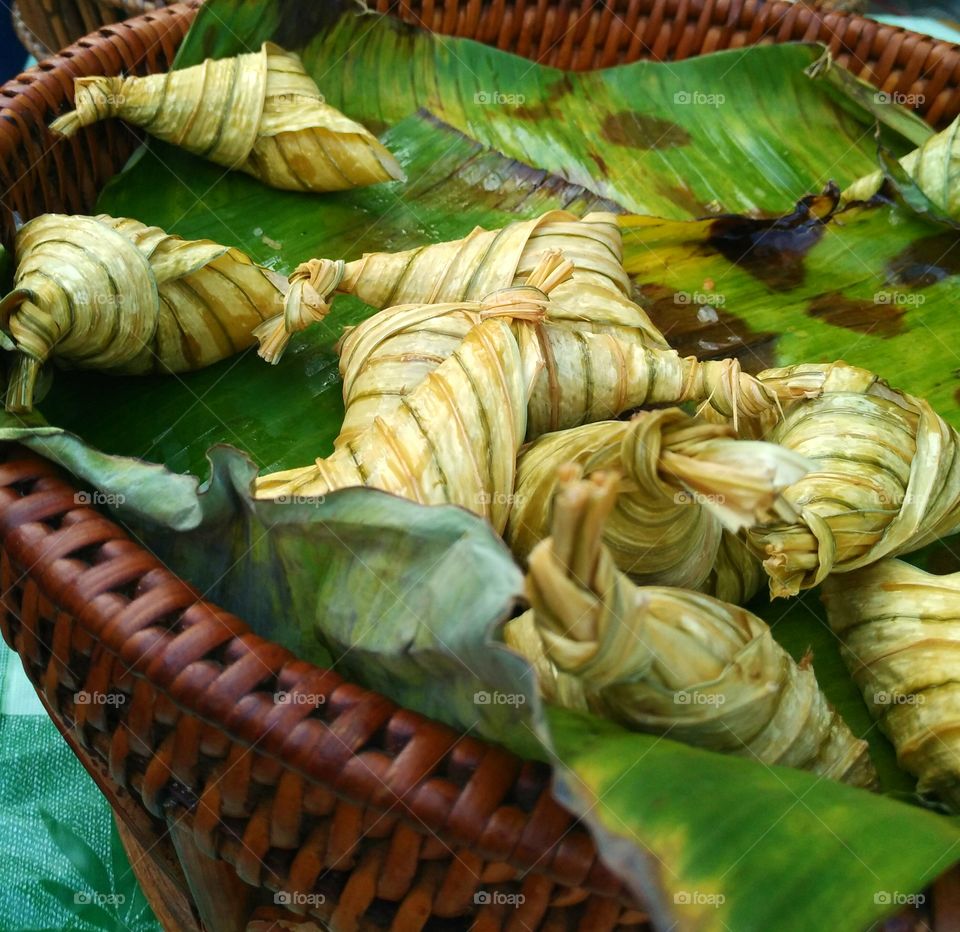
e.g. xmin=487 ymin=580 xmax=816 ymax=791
xmin=174 ymin=0 xmax=931 ymax=219
xmin=3 ymin=1 xmax=960 ymax=928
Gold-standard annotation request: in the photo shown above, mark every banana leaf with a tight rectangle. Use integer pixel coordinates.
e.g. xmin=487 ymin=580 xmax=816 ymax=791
xmin=3 ymin=1 xmax=960 ymax=928
xmin=175 ymin=0 xmax=930 ymax=218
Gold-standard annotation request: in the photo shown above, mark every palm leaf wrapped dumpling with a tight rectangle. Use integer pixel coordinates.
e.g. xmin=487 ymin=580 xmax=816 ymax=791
xmin=293 ymin=212 xmax=786 ymax=443
xmin=50 ymin=42 xmax=404 ymax=193
xmin=822 ymin=560 xmax=960 ymax=809
xmin=334 ymin=275 xmax=782 ymax=445
xmin=254 ymin=253 xmax=567 ymax=533
xmin=0 ymin=213 xmax=308 ymax=411
xmin=506 ymin=466 xmax=877 ymax=788
xmin=260 ymin=210 xmax=669 ymax=362
xmin=505 ymin=408 xmax=810 ymax=600
xmin=747 ymin=362 xmax=960 ymax=596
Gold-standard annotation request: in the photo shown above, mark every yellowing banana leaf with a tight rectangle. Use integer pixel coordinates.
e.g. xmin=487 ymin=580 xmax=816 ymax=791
xmin=843 ymin=118 xmax=960 ymax=222
xmin=619 ymin=193 xmax=960 ymax=426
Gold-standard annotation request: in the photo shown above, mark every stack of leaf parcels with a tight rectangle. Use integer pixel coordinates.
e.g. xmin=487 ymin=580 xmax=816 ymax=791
xmin=18 ymin=46 xmax=960 ymax=803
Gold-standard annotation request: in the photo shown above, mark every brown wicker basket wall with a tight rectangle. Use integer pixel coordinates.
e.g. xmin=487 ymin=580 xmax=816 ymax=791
xmin=1 ymin=2 xmax=960 ymax=930
xmin=12 ymin=0 xmax=172 ymax=60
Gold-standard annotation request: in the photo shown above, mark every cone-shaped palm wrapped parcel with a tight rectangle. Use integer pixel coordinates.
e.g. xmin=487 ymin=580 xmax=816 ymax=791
xmin=505 ymin=408 xmax=810 ymax=599
xmin=258 ymin=210 xmax=668 ymax=362
xmin=323 ymin=216 xmax=784 ymax=443
xmin=50 ymin=43 xmax=404 ymax=193
xmin=508 ymin=466 xmax=877 ymax=787
xmin=822 ymin=559 xmax=960 ymax=809
xmin=0 ymin=213 xmax=299 ymax=412
xmin=336 ymin=285 xmax=780 ymax=444
xmin=254 ymin=261 xmax=558 ymax=533
xmin=747 ymin=362 xmax=960 ymax=597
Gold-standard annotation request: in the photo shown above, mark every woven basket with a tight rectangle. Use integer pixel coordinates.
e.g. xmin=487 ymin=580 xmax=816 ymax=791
xmin=11 ymin=0 xmax=170 ymax=59
xmin=2 ymin=2 xmax=960 ymax=930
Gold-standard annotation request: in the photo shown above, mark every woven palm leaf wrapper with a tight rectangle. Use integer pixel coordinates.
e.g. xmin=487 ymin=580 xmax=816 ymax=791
xmin=253 ymin=253 xmax=569 ymax=533
xmin=822 ymin=560 xmax=960 ymax=809
xmin=842 ymin=116 xmax=960 ymax=217
xmin=282 ymin=211 xmax=784 ymax=439
xmin=50 ymin=42 xmax=404 ymax=194
xmin=260 ymin=209 xmax=667 ymax=364
xmin=506 ymin=466 xmax=877 ymax=787
xmin=0 ymin=214 xmax=297 ymax=412
xmin=505 ymin=407 xmax=810 ymax=603
xmin=747 ymin=362 xmax=960 ymax=597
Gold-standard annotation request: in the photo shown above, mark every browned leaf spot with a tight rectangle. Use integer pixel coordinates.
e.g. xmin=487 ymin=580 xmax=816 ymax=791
xmin=512 ymin=76 xmax=576 ymax=122
xmin=706 ymin=188 xmax=838 ymax=292
xmin=887 ymin=232 xmax=960 ymax=289
xmin=637 ymin=283 xmax=778 ymax=373
xmin=601 ymin=111 xmax=691 ymax=150
xmin=806 ymin=291 xmax=905 ymax=338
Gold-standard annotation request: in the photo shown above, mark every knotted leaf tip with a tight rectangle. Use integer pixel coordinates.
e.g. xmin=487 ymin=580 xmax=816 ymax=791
xmin=477 ymin=249 xmax=574 ymax=324
xmin=255 ymin=258 xmax=345 ymax=364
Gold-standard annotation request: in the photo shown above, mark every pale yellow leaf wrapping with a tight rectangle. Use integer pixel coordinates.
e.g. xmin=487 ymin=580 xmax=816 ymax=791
xmin=253 ymin=258 xmax=568 ymax=532
xmin=49 ymin=43 xmax=404 ymax=193
xmin=0 ymin=214 xmax=290 ymax=411
xmin=822 ymin=559 xmax=960 ymax=809
xmin=335 ymin=249 xmax=571 ymax=447
xmin=506 ymin=408 xmax=810 ymax=598
xmin=514 ymin=467 xmax=876 ymax=787
xmin=748 ymin=362 xmax=960 ymax=597
xmin=842 ymin=117 xmax=960 ymax=217
xmin=257 ymin=210 xmax=667 ymax=363
xmin=275 ymin=212 xmax=785 ymax=438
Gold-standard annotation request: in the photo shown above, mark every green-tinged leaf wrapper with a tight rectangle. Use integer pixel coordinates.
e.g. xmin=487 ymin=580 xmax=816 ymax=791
xmin=0 ymin=214 xmax=295 ymax=412
xmin=748 ymin=362 xmax=960 ymax=596
xmin=513 ymin=467 xmax=875 ymax=786
xmin=506 ymin=407 xmax=809 ymax=601
xmin=823 ymin=559 xmax=960 ymax=810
